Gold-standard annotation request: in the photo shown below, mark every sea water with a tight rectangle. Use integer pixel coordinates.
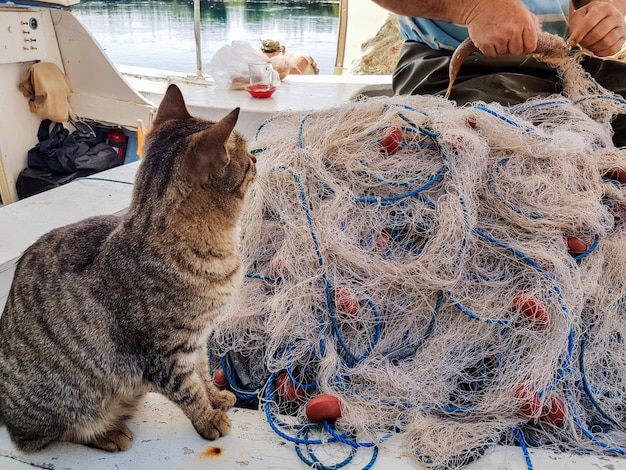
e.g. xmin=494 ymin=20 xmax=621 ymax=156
xmin=74 ymin=0 xmax=340 ymax=75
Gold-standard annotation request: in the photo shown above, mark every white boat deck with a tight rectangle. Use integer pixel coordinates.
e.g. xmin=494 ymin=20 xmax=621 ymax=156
xmin=119 ymin=68 xmax=395 ymax=141
xmin=1 ymin=392 xmax=623 ymax=470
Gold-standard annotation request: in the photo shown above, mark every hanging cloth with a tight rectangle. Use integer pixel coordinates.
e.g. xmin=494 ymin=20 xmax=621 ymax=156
xmin=18 ymin=62 xmax=72 ymax=123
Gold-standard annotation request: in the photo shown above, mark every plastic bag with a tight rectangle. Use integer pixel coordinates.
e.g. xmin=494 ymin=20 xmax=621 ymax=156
xmin=207 ymin=41 xmax=279 ymax=89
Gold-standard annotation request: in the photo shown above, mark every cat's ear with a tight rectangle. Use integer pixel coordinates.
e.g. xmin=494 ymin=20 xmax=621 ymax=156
xmin=152 ymin=84 xmax=191 ymax=125
xmin=188 ymin=107 xmax=240 ymax=179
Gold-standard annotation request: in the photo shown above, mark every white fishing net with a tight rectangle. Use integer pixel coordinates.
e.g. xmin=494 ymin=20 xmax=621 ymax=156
xmin=210 ymin=56 xmax=626 ymax=468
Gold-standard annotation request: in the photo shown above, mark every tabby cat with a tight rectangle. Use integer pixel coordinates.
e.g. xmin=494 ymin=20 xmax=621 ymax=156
xmin=0 ymin=84 xmax=256 ymax=452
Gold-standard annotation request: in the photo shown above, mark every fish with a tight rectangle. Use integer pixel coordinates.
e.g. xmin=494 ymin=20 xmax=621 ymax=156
xmin=445 ymin=32 xmax=569 ymax=99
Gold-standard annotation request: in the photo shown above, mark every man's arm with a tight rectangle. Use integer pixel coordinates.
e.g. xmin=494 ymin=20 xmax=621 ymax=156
xmin=374 ymin=0 xmax=626 ymax=57
xmin=372 ymin=0 xmax=541 ymax=56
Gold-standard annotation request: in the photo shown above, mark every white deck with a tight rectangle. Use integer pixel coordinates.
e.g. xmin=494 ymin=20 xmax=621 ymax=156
xmin=1 ymin=392 xmax=624 ymax=470
xmin=119 ymin=68 xmax=394 ymax=141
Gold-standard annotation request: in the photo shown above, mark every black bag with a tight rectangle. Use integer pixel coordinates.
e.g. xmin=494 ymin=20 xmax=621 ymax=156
xmin=16 ymin=167 xmax=79 ymax=200
xmin=18 ymin=120 xmax=123 ymax=200
xmin=27 ymin=119 xmax=120 ymax=174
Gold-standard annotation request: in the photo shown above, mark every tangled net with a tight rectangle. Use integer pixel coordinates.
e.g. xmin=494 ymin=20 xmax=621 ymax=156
xmin=209 ymin=56 xmax=626 ymax=469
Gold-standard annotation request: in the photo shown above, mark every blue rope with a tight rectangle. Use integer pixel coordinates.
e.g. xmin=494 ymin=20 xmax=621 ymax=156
xmin=573 ymin=234 xmax=600 ymax=262
xmin=578 ymin=317 xmax=625 ymax=430
xmin=384 ymin=103 xmax=430 ymax=117
xmin=474 ymin=228 xmax=574 ymax=395
xmin=474 ymin=104 xmax=523 ymax=127
xmin=325 ymin=288 xmax=385 ymax=366
xmin=277 ymin=164 xmax=388 ymax=365
xmin=220 ymin=356 xmax=260 ymax=401
xmin=322 ymin=421 xmax=377 ymax=449
xmin=363 ymin=166 xmax=444 ymax=188
xmin=352 ymin=167 xmax=447 ymax=205
xmin=254 ymin=116 xmax=277 ymax=141
xmin=575 ymin=94 xmax=626 ymax=107
xmin=294 ymin=428 xmax=357 ymax=470
xmin=245 ymin=272 xmax=280 ymax=282
xmin=567 ymin=384 xmax=626 ymax=455
xmin=286 ymin=341 xmax=318 ymax=391
xmin=264 ymin=374 xmax=381 ymax=469
xmin=396 ymin=112 xmax=418 ymax=129
xmin=264 ymin=375 xmax=328 ymax=445
xmin=446 ymin=291 xmax=510 ymax=326
xmin=510 ymin=99 xmax=573 ymax=113
xmin=275 ymin=164 xmax=330 ymax=357
xmin=513 ymin=428 xmax=534 ymax=470
xmin=298 ymin=114 xmax=311 ymax=149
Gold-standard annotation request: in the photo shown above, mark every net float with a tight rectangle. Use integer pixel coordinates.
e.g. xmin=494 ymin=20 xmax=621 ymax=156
xmin=269 ymin=258 xmax=288 ymax=278
xmin=380 ymin=126 xmax=402 ymax=155
xmin=275 ymin=372 xmax=305 ymax=401
xmin=513 ymin=293 xmax=548 ymax=329
xmin=566 ymin=236 xmax=587 ymax=256
xmin=604 ymin=168 xmax=626 ymax=183
xmin=213 ymin=368 xmax=228 ymax=388
xmin=514 ymin=385 xmax=541 ymax=419
xmin=334 ymin=287 xmax=358 ymax=315
xmin=542 ymin=395 xmax=566 ymax=426
xmin=375 ymin=232 xmax=391 ymax=251
xmin=305 ymin=394 xmax=342 ymax=422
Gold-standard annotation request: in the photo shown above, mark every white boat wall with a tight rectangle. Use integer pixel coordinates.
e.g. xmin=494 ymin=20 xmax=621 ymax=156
xmin=2 ymin=1 xmax=626 ymax=470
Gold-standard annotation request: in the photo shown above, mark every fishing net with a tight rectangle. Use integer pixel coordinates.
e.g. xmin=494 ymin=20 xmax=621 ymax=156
xmin=209 ymin=54 xmax=626 ymax=468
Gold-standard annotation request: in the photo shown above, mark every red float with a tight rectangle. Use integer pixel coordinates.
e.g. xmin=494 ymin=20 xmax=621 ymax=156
xmin=334 ymin=287 xmax=358 ymax=315
xmin=213 ymin=368 xmax=228 ymax=388
xmin=566 ymin=236 xmax=587 ymax=256
xmin=380 ymin=126 xmax=402 ymax=155
xmin=305 ymin=394 xmax=342 ymax=422
xmin=604 ymin=168 xmax=626 ymax=183
xmin=276 ymin=372 xmax=306 ymax=401
xmin=513 ymin=293 xmax=548 ymax=329
xmin=514 ymin=385 xmax=541 ymax=419
xmin=375 ymin=232 xmax=391 ymax=251
xmin=542 ymin=395 xmax=566 ymax=426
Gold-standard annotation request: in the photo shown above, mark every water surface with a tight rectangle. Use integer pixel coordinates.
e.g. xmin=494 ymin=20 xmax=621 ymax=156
xmin=74 ymin=1 xmax=340 ymax=75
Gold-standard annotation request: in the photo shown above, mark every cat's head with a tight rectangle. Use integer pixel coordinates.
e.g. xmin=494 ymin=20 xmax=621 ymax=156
xmin=134 ymin=84 xmax=256 ymax=221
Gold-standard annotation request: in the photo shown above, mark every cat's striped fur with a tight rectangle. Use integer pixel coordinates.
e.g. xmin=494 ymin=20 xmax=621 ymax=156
xmin=0 ymin=84 xmax=256 ymax=452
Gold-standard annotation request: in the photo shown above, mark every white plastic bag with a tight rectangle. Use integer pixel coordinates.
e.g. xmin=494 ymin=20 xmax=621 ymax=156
xmin=207 ymin=41 xmax=267 ymax=89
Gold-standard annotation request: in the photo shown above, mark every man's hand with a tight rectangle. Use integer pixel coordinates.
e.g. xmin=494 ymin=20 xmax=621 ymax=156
xmin=569 ymin=0 xmax=626 ymax=56
xmin=464 ymin=0 xmax=541 ymax=56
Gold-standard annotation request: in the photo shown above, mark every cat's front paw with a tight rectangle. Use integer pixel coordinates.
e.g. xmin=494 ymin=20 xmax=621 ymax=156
xmin=194 ymin=410 xmax=232 ymax=440
xmin=210 ymin=390 xmax=236 ymax=411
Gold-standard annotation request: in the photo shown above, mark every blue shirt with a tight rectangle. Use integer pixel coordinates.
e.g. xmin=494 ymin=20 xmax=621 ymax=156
xmin=398 ymin=0 xmax=570 ymax=51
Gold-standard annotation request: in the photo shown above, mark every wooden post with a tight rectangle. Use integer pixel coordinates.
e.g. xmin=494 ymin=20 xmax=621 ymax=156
xmin=334 ymin=0 xmax=348 ymax=74
xmin=194 ymin=0 xmax=202 ymax=77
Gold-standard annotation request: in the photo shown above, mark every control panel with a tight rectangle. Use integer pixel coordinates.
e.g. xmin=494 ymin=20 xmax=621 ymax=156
xmin=0 ymin=11 xmax=47 ymax=64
